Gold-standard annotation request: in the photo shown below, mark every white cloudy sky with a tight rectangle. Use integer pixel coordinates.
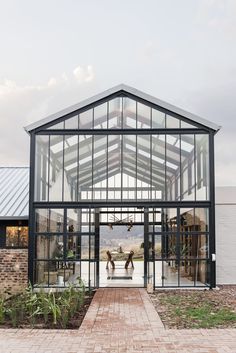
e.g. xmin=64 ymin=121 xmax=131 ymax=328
xmin=0 ymin=0 xmax=235 ymax=186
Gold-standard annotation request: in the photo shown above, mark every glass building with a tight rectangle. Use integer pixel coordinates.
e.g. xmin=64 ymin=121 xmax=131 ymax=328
xmin=25 ymin=84 xmax=220 ymax=289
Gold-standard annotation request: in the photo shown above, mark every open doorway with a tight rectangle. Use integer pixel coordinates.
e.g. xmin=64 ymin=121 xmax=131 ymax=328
xmin=99 ymin=208 xmax=144 ymax=287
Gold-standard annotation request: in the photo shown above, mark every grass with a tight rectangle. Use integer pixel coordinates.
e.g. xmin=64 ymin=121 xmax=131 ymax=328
xmin=152 ymin=290 xmax=236 ymax=329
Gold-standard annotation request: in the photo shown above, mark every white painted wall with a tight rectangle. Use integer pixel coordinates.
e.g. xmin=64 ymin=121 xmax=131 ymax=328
xmin=216 ymin=187 xmax=236 ymax=285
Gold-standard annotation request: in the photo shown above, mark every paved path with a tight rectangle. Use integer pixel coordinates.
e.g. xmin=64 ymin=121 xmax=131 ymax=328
xmin=0 ymin=288 xmax=236 ymax=353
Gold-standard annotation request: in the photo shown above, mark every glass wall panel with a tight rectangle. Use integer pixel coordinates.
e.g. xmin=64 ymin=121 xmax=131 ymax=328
xmin=65 ymin=115 xmax=79 ymax=129
xmin=195 ymin=208 xmax=209 ymax=232
xmin=93 ymin=135 xmax=107 ymax=200
xmin=137 ymin=102 xmax=151 ymax=128
xmin=152 ymin=109 xmax=165 ymax=128
xmin=35 ymin=209 xmax=49 ymax=232
xmin=64 ymin=135 xmax=78 ymax=202
xmin=151 ymin=135 xmax=165 ymax=200
xmin=107 ymin=135 xmax=121 ymax=200
xmin=108 ymin=97 xmax=122 ymax=129
xmin=123 ymin=135 xmax=136 ymax=200
xmin=47 ymin=121 xmax=64 ymax=129
xmin=78 ymin=135 xmax=92 ymax=200
xmin=35 ymin=209 xmax=64 ymax=233
xmin=137 ymin=135 xmax=150 ymax=200
xmin=179 ymin=260 xmax=208 ymax=286
xmin=35 ymin=135 xmax=49 ymax=201
xmin=49 ymin=135 xmax=64 ymax=201
xmin=163 ymin=261 xmax=179 ymax=286
xmin=181 ymin=135 xmax=195 ymax=201
xmin=181 ymin=120 xmax=197 ymax=129
xmin=49 ymin=209 xmax=64 ymax=232
xmin=67 ymin=209 xmax=80 ymax=232
xmin=166 ymin=135 xmax=180 ymax=200
xmin=166 ymin=115 xmax=180 ymax=128
xmin=79 ymin=109 xmax=93 ymax=129
xmin=123 ymin=97 xmax=136 ymax=128
xmin=179 ymin=234 xmax=209 ymax=259
xmin=196 ymin=135 xmax=209 ymax=200
xmin=180 ymin=208 xmax=209 ymax=233
xmin=94 ymin=103 xmax=107 ymax=129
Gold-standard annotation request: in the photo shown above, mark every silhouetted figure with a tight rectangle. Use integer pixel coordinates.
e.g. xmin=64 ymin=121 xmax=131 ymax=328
xmin=106 ymin=250 xmax=115 ymax=269
xmin=125 ymin=250 xmax=134 ymax=269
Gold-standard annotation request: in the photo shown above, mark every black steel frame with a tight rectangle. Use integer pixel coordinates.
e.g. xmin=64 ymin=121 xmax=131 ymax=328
xmin=28 ymin=90 xmax=217 ymax=289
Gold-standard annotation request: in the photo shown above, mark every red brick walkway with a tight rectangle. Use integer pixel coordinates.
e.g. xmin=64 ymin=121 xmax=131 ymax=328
xmin=0 ymin=288 xmax=236 ymax=353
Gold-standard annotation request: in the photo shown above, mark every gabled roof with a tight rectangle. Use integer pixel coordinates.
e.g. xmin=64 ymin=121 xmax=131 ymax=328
xmin=0 ymin=167 xmax=29 ymax=219
xmin=24 ymin=83 xmax=221 ymax=133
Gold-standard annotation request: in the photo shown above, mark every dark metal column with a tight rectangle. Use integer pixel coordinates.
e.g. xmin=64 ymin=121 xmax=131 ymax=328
xmin=28 ymin=132 xmax=36 ymax=285
xmin=95 ymin=208 xmax=100 ymax=288
xmin=209 ymin=132 xmax=216 ymax=288
xmin=143 ymin=207 xmax=149 ymax=287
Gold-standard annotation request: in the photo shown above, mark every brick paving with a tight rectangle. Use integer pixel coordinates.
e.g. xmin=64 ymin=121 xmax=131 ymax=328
xmin=0 ymin=288 xmax=236 ymax=353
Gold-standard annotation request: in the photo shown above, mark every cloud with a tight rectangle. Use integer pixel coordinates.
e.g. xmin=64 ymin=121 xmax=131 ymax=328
xmin=0 ymin=65 xmax=96 ymax=166
xmin=73 ymin=65 xmax=94 ymax=83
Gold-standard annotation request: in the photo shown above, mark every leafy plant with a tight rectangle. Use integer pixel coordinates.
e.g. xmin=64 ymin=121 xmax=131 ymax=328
xmin=0 ymin=298 xmax=5 ymax=324
xmin=45 ymin=292 xmax=61 ymax=325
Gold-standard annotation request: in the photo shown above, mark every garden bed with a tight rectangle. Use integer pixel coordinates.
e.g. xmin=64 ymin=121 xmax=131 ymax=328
xmin=150 ymin=285 xmax=236 ymax=329
xmin=0 ymin=283 xmax=94 ymax=329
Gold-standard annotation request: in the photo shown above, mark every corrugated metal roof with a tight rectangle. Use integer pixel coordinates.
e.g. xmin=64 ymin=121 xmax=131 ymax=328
xmin=0 ymin=167 xmax=29 ymax=219
xmin=24 ymin=83 xmax=221 ymax=133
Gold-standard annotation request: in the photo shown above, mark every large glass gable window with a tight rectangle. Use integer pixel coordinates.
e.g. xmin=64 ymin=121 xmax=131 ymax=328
xmin=29 ymin=89 xmax=216 ymax=289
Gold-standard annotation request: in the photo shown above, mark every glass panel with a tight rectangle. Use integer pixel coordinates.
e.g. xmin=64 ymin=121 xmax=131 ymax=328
xmin=123 ymin=135 xmax=136 ymax=200
xmin=93 ymin=135 xmax=107 ymax=200
xmin=81 ymin=236 xmax=89 ymax=259
xmin=151 ymin=135 xmax=165 ymax=200
xmin=6 ymin=226 xmax=28 ymax=247
xmin=47 ymin=121 xmax=64 ymax=129
xmin=152 ymin=109 xmax=165 ymax=128
xmin=163 ymin=260 xmax=179 ymax=286
xmin=90 ymin=235 xmax=95 ymax=259
xmin=155 ymin=261 xmax=163 ymax=287
xmin=180 ymin=208 xmax=194 ymax=231
xmin=181 ymin=120 xmax=197 ymax=129
xmin=180 ymin=234 xmax=209 ymax=259
xmin=166 ymin=115 xmax=180 ymax=128
xmin=123 ymin=97 xmax=136 ymax=128
xmin=196 ymin=135 xmax=209 ymax=200
xmin=195 ymin=208 xmax=209 ymax=232
xmin=64 ymin=135 xmax=78 ymax=201
xmin=49 ymin=135 xmax=64 ymax=201
xmin=179 ymin=260 xmax=207 ymax=286
xmin=79 ymin=109 xmax=93 ymax=129
xmin=181 ymin=135 xmax=195 ymax=201
xmin=67 ymin=209 xmax=80 ymax=232
xmin=65 ymin=115 xmax=78 ymax=129
xmin=166 ymin=135 xmax=180 ymax=200
xmin=35 ymin=135 xmax=49 ymax=201
xmin=35 ymin=209 xmax=49 ymax=232
xmin=180 ymin=208 xmax=209 ymax=232
xmin=35 ymin=208 xmax=64 ymax=233
xmin=49 ymin=209 xmax=64 ymax=232
xmin=137 ymin=135 xmax=150 ymax=200
xmin=164 ymin=208 xmax=178 ymax=232
xmin=94 ymin=102 xmax=107 ymax=129
xmin=107 ymin=135 xmax=121 ymax=200
xmin=108 ymin=97 xmax=122 ymax=129
xmin=137 ymin=102 xmax=151 ymax=128
xmin=79 ymin=135 xmax=92 ymax=200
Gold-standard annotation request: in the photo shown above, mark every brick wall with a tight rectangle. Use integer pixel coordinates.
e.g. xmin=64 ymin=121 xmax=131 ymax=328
xmin=0 ymin=249 xmax=28 ymax=296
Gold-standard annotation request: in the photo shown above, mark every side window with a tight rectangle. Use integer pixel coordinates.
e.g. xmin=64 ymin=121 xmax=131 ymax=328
xmin=6 ymin=226 xmax=28 ymax=248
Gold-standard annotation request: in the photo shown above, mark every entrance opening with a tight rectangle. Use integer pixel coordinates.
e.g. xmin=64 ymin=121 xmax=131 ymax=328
xmin=99 ymin=207 xmax=144 ymax=287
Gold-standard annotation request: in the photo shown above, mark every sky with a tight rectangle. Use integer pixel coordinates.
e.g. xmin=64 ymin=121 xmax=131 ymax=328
xmin=0 ymin=0 xmax=235 ymax=186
